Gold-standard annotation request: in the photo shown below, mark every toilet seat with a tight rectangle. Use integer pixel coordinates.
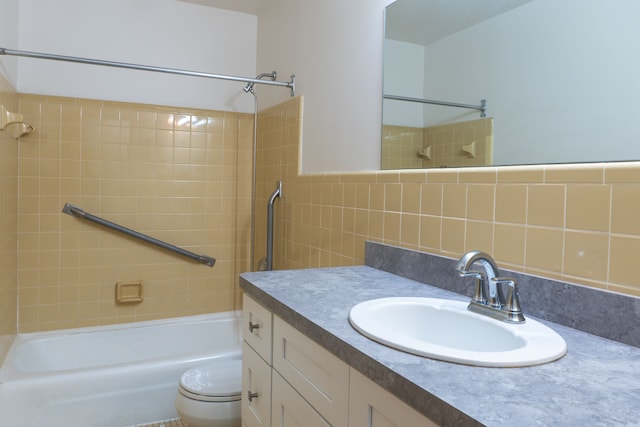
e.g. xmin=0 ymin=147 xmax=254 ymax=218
xmin=178 ymin=359 xmax=241 ymax=403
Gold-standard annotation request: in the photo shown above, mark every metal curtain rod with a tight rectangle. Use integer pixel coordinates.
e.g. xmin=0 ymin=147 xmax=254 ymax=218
xmin=384 ymin=94 xmax=486 ymax=117
xmin=62 ymin=203 xmax=216 ymax=267
xmin=0 ymin=47 xmax=296 ymax=96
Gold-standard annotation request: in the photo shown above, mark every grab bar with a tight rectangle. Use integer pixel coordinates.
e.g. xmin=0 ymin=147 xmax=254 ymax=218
xmin=62 ymin=203 xmax=216 ymax=267
xmin=265 ymin=181 xmax=282 ymax=271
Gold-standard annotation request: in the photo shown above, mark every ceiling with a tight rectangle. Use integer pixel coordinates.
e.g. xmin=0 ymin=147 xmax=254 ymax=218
xmin=177 ymin=0 xmax=269 ymax=15
xmin=386 ymin=0 xmax=535 ymax=45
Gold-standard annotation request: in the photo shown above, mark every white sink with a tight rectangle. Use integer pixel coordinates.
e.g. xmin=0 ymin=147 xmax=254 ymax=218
xmin=349 ymin=297 xmax=567 ymax=367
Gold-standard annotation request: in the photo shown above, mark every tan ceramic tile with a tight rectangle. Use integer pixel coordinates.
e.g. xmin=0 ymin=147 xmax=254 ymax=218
xmin=400 ymin=213 xmax=420 ymax=246
xmin=495 ymin=184 xmax=527 ymax=224
xmin=441 ymin=218 xmax=465 ymax=254
xmin=525 ymin=227 xmax=564 ymax=273
xmin=545 ymin=164 xmax=604 ymax=183
xmin=419 ymin=215 xmax=441 ymax=250
xmin=466 ymin=184 xmax=494 ymax=221
xmin=442 ymin=184 xmax=467 ymax=218
xmin=421 ymin=183 xmax=442 ymax=216
xmin=401 ymin=183 xmax=421 ymax=214
xmin=383 ymin=211 xmax=401 ymax=242
xmin=611 ymin=184 xmax=640 ymax=235
xmin=384 ymin=183 xmax=402 ymax=212
xmin=465 ymin=221 xmax=494 ymax=254
xmin=565 ymin=185 xmax=610 ymax=232
xmin=609 ymin=236 xmax=640 ymax=289
xmin=493 ymin=223 xmax=526 ymax=267
xmin=459 ymin=168 xmax=497 ymax=184
xmin=426 ymin=169 xmax=458 ymax=183
xmin=527 ymin=185 xmax=565 ymax=227
xmin=497 ymin=165 xmax=544 ymax=183
xmin=604 ymin=162 xmax=640 ymax=183
xmin=563 ymin=231 xmax=608 ymax=281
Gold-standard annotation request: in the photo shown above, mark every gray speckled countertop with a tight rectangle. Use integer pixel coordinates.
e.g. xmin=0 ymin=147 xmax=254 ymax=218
xmin=240 ymin=266 xmax=640 ymax=427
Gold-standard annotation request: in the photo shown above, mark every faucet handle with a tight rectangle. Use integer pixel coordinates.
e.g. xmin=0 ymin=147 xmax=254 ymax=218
xmin=492 ymin=276 xmax=526 ymax=323
xmin=457 ymin=269 xmax=488 ymax=304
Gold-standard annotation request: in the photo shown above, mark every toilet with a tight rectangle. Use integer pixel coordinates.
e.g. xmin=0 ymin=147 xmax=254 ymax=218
xmin=175 ymin=358 xmax=242 ymax=427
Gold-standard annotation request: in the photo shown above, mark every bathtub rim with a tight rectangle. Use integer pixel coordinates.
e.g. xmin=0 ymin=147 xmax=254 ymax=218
xmin=0 ymin=310 xmax=241 ymax=383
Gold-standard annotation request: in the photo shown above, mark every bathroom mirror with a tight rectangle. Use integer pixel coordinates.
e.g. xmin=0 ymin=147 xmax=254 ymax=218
xmin=382 ymin=0 xmax=640 ymax=169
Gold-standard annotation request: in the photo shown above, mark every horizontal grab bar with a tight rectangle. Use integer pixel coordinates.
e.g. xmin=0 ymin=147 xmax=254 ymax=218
xmin=62 ymin=203 xmax=216 ymax=267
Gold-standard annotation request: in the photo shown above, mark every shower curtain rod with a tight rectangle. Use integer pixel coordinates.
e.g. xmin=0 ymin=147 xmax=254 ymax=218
xmin=384 ymin=94 xmax=486 ymax=117
xmin=62 ymin=203 xmax=216 ymax=267
xmin=0 ymin=47 xmax=296 ymax=96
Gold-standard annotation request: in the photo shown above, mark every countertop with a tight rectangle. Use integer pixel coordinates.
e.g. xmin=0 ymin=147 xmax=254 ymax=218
xmin=240 ymin=266 xmax=640 ymax=427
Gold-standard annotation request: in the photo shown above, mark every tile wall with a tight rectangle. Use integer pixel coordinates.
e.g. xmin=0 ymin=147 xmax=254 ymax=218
xmin=381 ymin=125 xmax=424 ymax=170
xmin=0 ymin=75 xmax=18 ymax=341
xmin=422 ymin=118 xmax=493 ymax=168
xmin=257 ymin=96 xmax=640 ymax=298
xmin=17 ymin=95 xmax=253 ymax=332
xmin=381 ymin=118 xmax=493 ymax=170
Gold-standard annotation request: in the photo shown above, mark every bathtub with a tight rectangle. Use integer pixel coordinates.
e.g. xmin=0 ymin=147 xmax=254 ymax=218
xmin=0 ymin=311 xmax=242 ymax=427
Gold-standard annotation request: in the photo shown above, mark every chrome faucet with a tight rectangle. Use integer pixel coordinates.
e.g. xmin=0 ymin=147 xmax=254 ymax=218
xmin=455 ymin=250 xmax=525 ymax=323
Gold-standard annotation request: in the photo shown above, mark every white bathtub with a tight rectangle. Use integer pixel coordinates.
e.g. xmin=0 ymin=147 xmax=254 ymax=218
xmin=0 ymin=311 xmax=242 ymax=427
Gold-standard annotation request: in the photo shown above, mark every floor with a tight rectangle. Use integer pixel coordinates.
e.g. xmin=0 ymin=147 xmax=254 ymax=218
xmin=137 ymin=419 xmax=191 ymax=427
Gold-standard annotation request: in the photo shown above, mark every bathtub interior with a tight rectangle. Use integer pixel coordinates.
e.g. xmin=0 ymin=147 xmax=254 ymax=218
xmin=0 ymin=312 xmax=242 ymax=427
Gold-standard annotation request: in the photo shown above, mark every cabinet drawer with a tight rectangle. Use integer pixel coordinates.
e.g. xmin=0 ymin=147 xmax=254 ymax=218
xmin=243 ymin=294 xmax=273 ymax=364
xmin=272 ymin=370 xmax=330 ymax=427
xmin=241 ymin=342 xmax=272 ymax=427
xmin=272 ymin=315 xmax=349 ymax=427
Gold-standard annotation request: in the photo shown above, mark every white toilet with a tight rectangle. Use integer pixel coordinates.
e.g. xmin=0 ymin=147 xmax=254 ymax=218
xmin=175 ymin=358 xmax=242 ymax=427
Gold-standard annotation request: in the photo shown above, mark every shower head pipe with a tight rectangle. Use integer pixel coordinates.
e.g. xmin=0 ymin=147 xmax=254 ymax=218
xmin=0 ymin=47 xmax=296 ymax=96
xmin=62 ymin=203 xmax=216 ymax=267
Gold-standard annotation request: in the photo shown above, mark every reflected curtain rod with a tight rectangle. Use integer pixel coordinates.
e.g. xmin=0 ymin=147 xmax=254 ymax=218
xmin=0 ymin=47 xmax=296 ymax=96
xmin=384 ymin=94 xmax=486 ymax=117
xmin=62 ymin=203 xmax=216 ymax=267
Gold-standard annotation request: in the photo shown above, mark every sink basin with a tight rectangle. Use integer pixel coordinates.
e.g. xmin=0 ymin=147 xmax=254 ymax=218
xmin=349 ymin=297 xmax=567 ymax=367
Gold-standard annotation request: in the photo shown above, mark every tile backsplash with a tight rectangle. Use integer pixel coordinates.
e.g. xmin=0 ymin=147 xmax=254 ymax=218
xmin=258 ymin=97 xmax=640 ymax=298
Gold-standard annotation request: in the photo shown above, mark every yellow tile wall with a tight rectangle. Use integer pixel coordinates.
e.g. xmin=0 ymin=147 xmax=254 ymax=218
xmin=0 ymin=75 xmax=19 ymax=340
xmin=17 ymin=95 xmax=252 ymax=332
xmin=257 ymin=97 xmax=640 ymax=298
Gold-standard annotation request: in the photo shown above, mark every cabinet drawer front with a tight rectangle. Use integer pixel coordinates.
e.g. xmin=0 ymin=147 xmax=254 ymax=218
xmin=273 ymin=316 xmax=349 ymax=427
xmin=243 ymin=294 xmax=273 ymax=364
xmin=272 ymin=371 xmax=331 ymax=427
xmin=348 ymin=368 xmax=437 ymax=427
xmin=241 ymin=342 xmax=272 ymax=427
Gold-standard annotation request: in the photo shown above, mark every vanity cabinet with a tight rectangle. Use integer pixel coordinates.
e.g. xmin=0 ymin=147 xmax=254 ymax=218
xmin=241 ymin=294 xmax=273 ymax=427
xmin=242 ymin=294 xmax=436 ymax=427
xmin=349 ymin=369 xmax=438 ymax=427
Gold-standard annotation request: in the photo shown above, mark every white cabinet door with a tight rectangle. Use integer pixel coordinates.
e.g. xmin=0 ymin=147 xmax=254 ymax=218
xmin=348 ymin=368 xmax=438 ymax=427
xmin=272 ymin=315 xmax=349 ymax=427
xmin=271 ymin=371 xmax=331 ymax=427
xmin=242 ymin=342 xmax=272 ymax=427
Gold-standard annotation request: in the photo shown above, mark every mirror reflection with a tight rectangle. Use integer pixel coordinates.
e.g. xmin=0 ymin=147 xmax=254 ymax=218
xmin=382 ymin=0 xmax=640 ymax=169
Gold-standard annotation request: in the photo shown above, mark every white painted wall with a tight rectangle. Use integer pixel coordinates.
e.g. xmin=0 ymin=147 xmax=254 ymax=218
xmin=0 ymin=0 xmax=20 ymax=87
xmin=257 ymin=0 xmax=394 ymax=173
xmin=13 ymin=0 xmax=257 ymax=112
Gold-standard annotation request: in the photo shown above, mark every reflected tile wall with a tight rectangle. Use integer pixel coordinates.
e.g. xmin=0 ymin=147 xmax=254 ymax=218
xmin=17 ymin=95 xmax=253 ymax=332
